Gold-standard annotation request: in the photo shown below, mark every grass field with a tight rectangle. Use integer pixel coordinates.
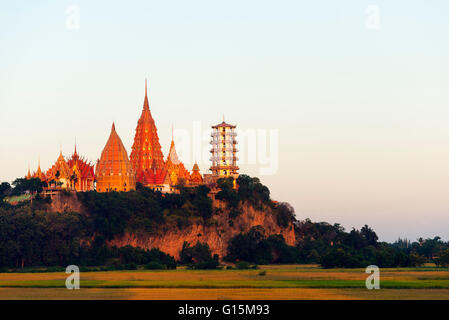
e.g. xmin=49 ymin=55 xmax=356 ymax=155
xmin=1 ymin=264 xmax=449 ymax=299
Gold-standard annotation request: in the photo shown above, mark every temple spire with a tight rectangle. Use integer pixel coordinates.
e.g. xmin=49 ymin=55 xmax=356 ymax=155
xmin=112 ymin=122 xmax=116 ymax=132
xmin=143 ymin=78 xmax=149 ymax=110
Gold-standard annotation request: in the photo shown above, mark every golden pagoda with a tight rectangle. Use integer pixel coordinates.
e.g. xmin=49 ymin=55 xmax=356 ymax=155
xmin=189 ymin=162 xmax=203 ymax=186
xmin=130 ymin=80 xmax=166 ymax=186
xmin=164 ymin=132 xmax=190 ymax=186
xmin=96 ymin=123 xmax=136 ymax=192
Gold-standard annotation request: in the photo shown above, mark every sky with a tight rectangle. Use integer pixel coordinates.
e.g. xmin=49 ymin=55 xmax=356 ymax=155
xmin=1 ymin=0 xmax=448 ymax=242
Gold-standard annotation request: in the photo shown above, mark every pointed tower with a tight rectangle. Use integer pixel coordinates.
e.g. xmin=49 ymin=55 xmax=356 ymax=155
xmin=189 ymin=162 xmax=203 ymax=186
xmin=165 ymin=130 xmax=190 ymax=186
xmin=26 ymin=164 xmax=32 ymax=179
xmin=130 ymin=80 xmax=165 ymax=185
xmin=96 ymin=123 xmax=136 ymax=192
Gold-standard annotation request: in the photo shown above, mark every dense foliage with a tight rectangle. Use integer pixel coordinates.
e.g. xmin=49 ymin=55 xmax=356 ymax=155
xmin=216 ymin=175 xmax=295 ymax=226
xmin=77 ymin=185 xmax=213 ymax=239
xmin=294 ymin=220 xmax=435 ymax=268
xmin=179 ymin=241 xmax=219 ymax=269
xmin=225 ymin=221 xmax=449 ymax=268
xmin=226 ymin=226 xmax=298 ymax=264
xmin=0 ymin=206 xmax=175 ymax=269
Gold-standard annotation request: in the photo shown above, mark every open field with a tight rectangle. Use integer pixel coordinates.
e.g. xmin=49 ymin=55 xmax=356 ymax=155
xmin=1 ymin=265 xmax=449 ymax=299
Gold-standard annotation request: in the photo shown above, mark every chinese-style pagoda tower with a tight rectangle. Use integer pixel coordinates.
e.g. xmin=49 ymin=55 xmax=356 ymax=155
xmin=130 ymin=80 xmax=166 ymax=186
xmin=210 ymin=119 xmax=239 ymax=177
xmin=96 ymin=123 xmax=136 ymax=192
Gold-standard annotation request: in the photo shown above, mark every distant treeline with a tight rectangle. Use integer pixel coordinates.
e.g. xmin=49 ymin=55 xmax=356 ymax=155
xmin=0 ymin=177 xmax=448 ymax=270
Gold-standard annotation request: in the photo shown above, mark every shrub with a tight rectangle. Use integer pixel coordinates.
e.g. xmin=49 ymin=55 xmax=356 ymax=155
xmin=236 ymin=261 xmax=251 ymax=269
xmin=145 ymin=261 xmax=166 ymax=270
xmin=123 ymin=263 xmax=137 ymax=270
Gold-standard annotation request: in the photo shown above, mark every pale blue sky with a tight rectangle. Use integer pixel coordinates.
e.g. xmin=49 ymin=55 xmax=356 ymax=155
xmin=1 ymin=0 xmax=449 ymax=241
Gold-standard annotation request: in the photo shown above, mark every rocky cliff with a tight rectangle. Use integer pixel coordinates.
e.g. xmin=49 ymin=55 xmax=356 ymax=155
xmin=48 ymin=192 xmax=296 ymax=260
xmin=108 ymin=199 xmax=296 ymax=260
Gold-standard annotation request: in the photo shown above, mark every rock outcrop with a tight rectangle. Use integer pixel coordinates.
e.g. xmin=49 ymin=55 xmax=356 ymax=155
xmin=47 ymin=192 xmax=296 ymax=260
xmin=108 ymin=199 xmax=296 ymax=260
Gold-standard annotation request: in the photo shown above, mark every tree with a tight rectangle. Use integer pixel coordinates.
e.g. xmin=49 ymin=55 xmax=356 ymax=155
xmin=0 ymin=182 xmax=11 ymax=197
xmin=361 ymin=225 xmax=378 ymax=246
xmin=12 ymin=178 xmax=43 ymax=195
xmin=274 ymin=202 xmax=295 ymax=228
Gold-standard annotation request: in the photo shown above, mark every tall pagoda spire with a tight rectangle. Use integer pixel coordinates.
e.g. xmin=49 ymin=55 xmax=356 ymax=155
xmin=143 ymin=78 xmax=149 ymax=110
xmin=130 ymin=79 xmax=165 ymax=185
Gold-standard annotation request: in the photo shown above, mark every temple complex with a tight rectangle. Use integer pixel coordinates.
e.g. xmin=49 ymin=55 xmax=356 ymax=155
xmin=24 ymin=80 xmax=242 ymax=194
xmin=95 ymin=123 xmax=136 ymax=192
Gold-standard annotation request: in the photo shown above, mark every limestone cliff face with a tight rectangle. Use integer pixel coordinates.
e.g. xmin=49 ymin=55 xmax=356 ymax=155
xmin=47 ymin=192 xmax=84 ymax=213
xmin=108 ymin=200 xmax=296 ymax=260
xmin=47 ymin=193 xmax=296 ymax=260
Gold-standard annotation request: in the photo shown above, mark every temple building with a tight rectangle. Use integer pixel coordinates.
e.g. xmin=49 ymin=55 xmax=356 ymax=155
xmin=28 ymin=159 xmax=46 ymax=182
xmin=46 ymin=151 xmax=71 ymax=188
xmin=95 ymin=123 xmax=136 ymax=192
xmin=209 ymin=120 xmax=239 ymax=177
xmin=67 ymin=145 xmax=95 ymax=191
xmin=164 ymin=132 xmax=191 ymax=187
xmin=189 ymin=162 xmax=203 ymax=186
xmin=130 ymin=80 xmax=167 ymax=187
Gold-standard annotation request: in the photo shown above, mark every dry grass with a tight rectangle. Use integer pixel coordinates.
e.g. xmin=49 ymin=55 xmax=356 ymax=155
xmin=1 ymin=264 xmax=449 ymax=299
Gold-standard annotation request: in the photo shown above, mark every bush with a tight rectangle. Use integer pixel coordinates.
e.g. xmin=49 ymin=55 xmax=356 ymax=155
xmin=236 ymin=261 xmax=254 ymax=269
xmin=191 ymin=259 xmax=219 ymax=270
xmin=145 ymin=261 xmax=166 ymax=270
xmin=123 ymin=263 xmax=137 ymax=270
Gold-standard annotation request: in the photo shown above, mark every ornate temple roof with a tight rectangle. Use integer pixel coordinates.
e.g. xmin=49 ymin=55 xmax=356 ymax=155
xmin=46 ymin=151 xmax=70 ymax=181
xmin=67 ymin=144 xmax=95 ymax=180
xmin=96 ymin=123 xmax=134 ymax=177
xmin=212 ymin=120 xmax=236 ymax=129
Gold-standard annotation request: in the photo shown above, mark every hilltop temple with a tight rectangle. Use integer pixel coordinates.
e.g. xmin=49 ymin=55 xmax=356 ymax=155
xmin=25 ymin=80 xmax=239 ymax=193
xmin=26 ymin=147 xmax=95 ymax=192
